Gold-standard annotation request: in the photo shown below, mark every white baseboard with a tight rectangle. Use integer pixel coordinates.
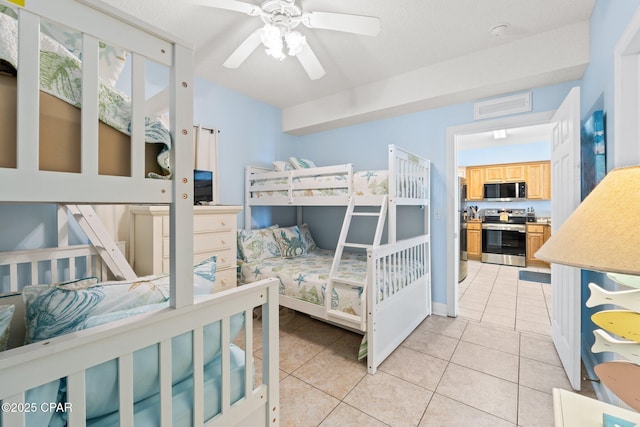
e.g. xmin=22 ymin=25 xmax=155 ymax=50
xmin=431 ymin=301 xmax=448 ymax=317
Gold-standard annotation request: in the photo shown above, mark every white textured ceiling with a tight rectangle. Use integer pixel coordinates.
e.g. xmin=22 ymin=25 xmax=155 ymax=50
xmin=100 ymin=0 xmax=595 ymax=134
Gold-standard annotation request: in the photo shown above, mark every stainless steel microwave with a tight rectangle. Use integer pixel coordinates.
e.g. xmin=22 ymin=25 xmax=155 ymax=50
xmin=483 ymin=181 xmax=526 ymax=201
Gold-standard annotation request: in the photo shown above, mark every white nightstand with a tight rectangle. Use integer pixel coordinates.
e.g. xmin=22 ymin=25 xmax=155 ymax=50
xmin=129 ymin=205 xmax=242 ymax=293
xmin=553 ymin=388 xmax=640 ymax=426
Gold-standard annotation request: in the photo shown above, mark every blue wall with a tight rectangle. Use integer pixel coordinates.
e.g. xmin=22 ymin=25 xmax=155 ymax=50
xmin=291 ymin=81 xmax=578 ymax=307
xmin=578 ymin=0 xmax=640 ymax=378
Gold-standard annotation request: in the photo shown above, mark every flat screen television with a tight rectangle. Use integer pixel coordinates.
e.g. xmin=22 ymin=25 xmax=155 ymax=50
xmin=194 ymin=169 xmax=213 ymax=204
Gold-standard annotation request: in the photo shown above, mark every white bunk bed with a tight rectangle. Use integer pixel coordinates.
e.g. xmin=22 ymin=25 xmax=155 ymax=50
xmin=244 ymin=145 xmax=432 ymax=373
xmin=0 ymin=1 xmax=279 ymax=426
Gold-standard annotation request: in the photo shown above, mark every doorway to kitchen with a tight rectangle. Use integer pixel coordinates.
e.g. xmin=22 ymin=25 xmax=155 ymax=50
xmin=445 ymin=111 xmax=554 ymax=318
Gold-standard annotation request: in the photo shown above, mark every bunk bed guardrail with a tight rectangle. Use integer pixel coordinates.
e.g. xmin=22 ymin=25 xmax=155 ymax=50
xmin=366 ymin=234 xmax=431 ymax=373
xmin=0 ymin=278 xmax=280 ymax=427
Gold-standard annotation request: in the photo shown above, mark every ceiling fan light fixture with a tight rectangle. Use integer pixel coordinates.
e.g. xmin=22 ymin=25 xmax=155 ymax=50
xmin=260 ymin=23 xmax=286 ymax=60
xmin=285 ymin=30 xmax=306 ymax=56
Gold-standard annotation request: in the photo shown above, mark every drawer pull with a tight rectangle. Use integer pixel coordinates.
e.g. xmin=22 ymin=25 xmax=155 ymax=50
xmin=221 ymin=221 xmax=226 ymax=226
xmin=220 ymin=257 xmax=226 ymax=263
xmin=221 ymin=279 xmax=227 ymax=285
xmin=221 ymin=239 xmax=226 ymax=245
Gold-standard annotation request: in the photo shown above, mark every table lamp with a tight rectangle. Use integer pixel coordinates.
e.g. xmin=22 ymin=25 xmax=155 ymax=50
xmin=535 ymin=165 xmax=640 ymax=279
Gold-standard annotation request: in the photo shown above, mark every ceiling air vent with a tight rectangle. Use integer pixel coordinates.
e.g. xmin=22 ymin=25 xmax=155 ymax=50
xmin=474 ymin=92 xmax=532 ymax=120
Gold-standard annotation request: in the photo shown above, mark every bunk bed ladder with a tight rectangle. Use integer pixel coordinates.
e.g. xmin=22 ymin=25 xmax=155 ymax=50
xmin=326 ymin=195 xmax=388 ymax=329
xmin=64 ymin=205 xmax=137 ymax=281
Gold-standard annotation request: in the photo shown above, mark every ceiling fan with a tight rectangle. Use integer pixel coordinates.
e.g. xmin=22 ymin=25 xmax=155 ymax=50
xmin=185 ymin=0 xmax=381 ymax=80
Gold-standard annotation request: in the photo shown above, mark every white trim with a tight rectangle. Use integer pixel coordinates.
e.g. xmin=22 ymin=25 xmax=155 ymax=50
xmin=614 ymin=5 xmax=640 ymax=168
xmin=445 ymin=111 xmax=554 ymax=317
xmin=431 ymin=302 xmax=448 ymax=317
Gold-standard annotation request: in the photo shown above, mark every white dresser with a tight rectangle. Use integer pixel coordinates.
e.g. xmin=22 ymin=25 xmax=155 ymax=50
xmin=129 ymin=205 xmax=242 ymax=293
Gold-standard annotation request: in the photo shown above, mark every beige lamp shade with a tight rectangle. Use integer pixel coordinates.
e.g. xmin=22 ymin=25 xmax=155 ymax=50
xmin=535 ymin=165 xmax=640 ymax=275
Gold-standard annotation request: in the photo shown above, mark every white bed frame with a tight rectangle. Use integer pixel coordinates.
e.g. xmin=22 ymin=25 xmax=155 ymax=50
xmin=245 ymin=144 xmax=430 ymax=242
xmin=244 ymin=145 xmax=431 ymax=373
xmin=0 ymin=1 xmax=279 ymax=425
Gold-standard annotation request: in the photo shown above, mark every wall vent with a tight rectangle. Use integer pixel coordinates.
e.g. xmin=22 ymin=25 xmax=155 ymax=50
xmin=474 ymin=92 xmax=532 ymax=120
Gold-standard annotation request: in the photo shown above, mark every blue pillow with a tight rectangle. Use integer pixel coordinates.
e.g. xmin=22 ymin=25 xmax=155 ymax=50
xmin=84 ymin=345 xmax=247 ymax=427
xmin=72 ymin=299 xmax=245 ymax=420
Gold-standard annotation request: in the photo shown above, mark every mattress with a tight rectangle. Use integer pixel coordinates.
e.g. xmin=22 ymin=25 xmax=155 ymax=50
xmin=0 ymin=74 xmax=163 ymax=177
xmin=0 ymin=12 xmax=170 ymax=178
xmin=240 ymin=247 xmax=426 ymax=314
xmin=241 ymin=248 xmax=366 ymax=316
xmin=251 ymin=169 xmax=389 ymax=199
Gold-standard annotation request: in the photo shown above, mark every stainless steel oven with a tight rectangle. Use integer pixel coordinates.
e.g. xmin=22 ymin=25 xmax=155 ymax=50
xmin=481 ymin=209 xmax=527 ymax=267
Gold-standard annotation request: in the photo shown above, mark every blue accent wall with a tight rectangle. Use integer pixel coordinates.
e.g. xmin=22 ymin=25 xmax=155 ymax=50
xmin=291 ymin=81 xmax=578 ymax=306
xmin=578 ymin=0 xmax=640 ymax=378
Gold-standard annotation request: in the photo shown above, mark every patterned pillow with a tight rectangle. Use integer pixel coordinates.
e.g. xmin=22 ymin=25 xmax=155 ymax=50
xmin=237 ymin=226 xmax=281 ymax=262
xmin=22 ymin=275 xmax=171 ymax=343
xmin=194 ymin=255 xmax=217 ymax=283
xmin=273 ymin=160 xmax=293 ymax=172
xmin=289 ymin=157 xmax=317 ymax=169
xmin=298 ymin=223 xmax=318 ymax=251
xmin=273 ymin=225 xmax=308 ymax=258
xmin=0 ymin=304 xmax=15 ymax=351
xmin=39 ymin=20 xmax=128 ymax=87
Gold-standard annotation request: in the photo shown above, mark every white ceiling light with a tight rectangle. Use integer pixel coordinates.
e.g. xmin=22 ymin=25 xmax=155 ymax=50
xmin=190 ymin=0 xmax=381 ymax=80
xmin=260 ymin=23 xmax=287 ymax=60
xmin=490 ymin=24 xmax=508 ymax=37
xmin=284 ymin=30 xmax=306 ymax=56
xmin=493 ymin=129 xmax=508 ymax=139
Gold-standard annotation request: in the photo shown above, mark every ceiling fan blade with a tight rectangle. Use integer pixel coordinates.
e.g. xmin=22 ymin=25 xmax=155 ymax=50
xmin=296 ymin=44 xmax=325 ymax=80
xmin=302 ymin=11 xmax=380 ymax=36
xmin=223 ymin=29 xmax=263 ymax=68
xmin=182 ymin=0 xmax=260 ymax=16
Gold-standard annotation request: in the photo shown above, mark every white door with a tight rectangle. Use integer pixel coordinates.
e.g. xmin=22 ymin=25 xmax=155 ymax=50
xmin=550 ymin=87 xmax=582 ymax=390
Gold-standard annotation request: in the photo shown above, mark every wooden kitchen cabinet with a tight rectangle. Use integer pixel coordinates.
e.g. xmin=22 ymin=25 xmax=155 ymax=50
xmin=526 ymin=223 xmax=551 ymax=267
xmin=525 ymin=161 xmax=551 ymax=199
xmin=484 ymin=166 xmax=504 ymax=183
xmin=129 ymin=205 xmax=242 ymax=293
xmin=466 ymin=167 xmax=485 ymax=200
xmin=504 ymin=164 xmax=526 ymax=181
xmin=466 ymin=161 xmax=550 ymax=201
xmin=467 ymin=221 xmax=482 ymax=260
xmin=484 ymin=164 xmax=525 ymax=183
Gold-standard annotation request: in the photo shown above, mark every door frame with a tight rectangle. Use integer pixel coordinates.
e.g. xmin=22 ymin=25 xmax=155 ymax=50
xmin=445 ymin=111 xmax=554 ymax=316
xmin=614 ymin=5 xmax=640 ymax=167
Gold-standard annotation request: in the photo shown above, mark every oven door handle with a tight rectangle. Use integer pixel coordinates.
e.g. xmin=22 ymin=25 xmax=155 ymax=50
xmin=482 ymin=224 xmax=526 ymax=232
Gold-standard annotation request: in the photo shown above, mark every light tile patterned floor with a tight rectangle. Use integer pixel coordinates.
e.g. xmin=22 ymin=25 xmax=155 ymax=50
xmin=246 ymin=260 xmax=596 ymax=426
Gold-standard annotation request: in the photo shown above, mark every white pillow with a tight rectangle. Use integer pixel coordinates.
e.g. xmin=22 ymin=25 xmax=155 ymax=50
xmin=289 ymin=157 xmax=317 ymax=169
xmin=272 ymin=160 xmax=293 ymax=172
